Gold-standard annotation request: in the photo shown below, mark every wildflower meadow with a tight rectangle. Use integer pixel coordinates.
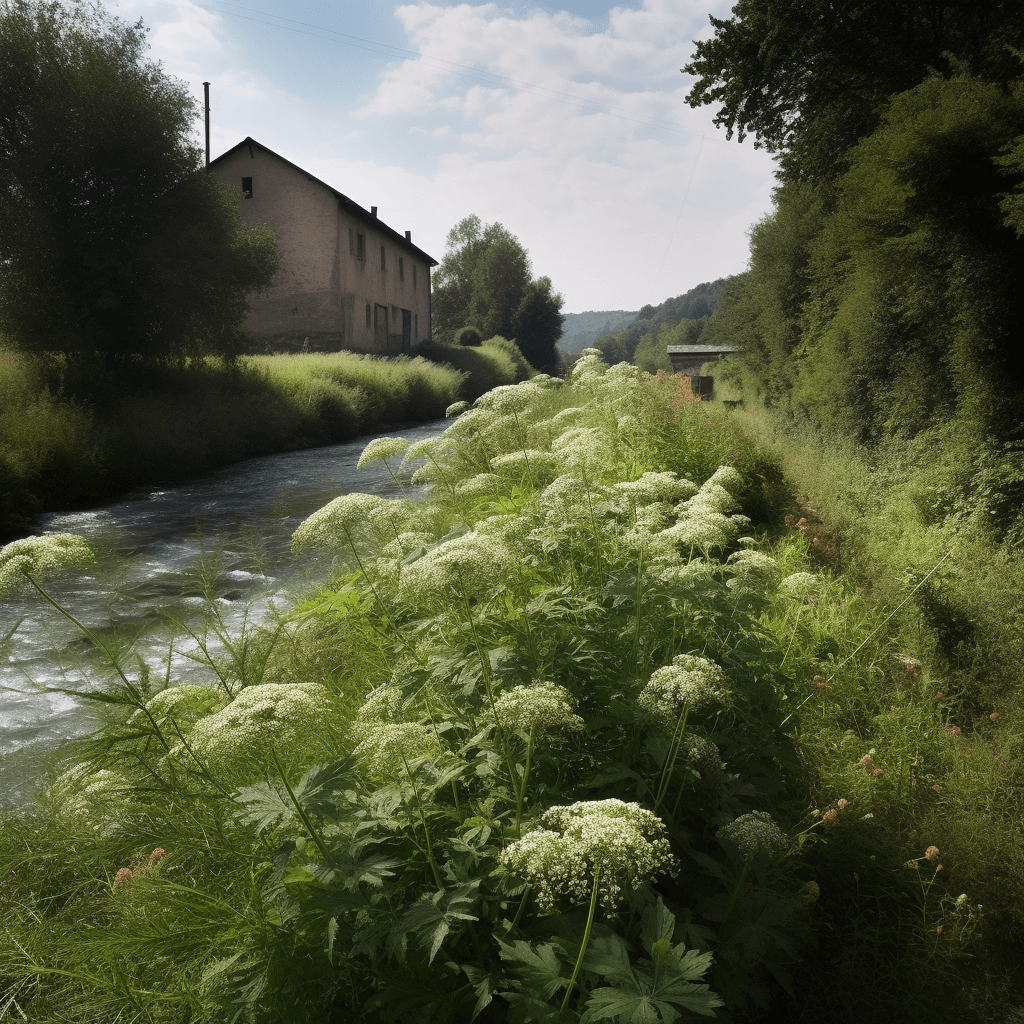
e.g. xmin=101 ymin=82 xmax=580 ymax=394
xmin=0 ymin=351 xmax=1018 ymax=1023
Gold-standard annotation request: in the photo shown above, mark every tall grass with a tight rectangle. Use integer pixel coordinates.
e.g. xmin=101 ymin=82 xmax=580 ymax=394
xmin=0 ymin=349 xmax=474 ymax=541
xmin=1 ymin=353 xmax=1014 ymax=1022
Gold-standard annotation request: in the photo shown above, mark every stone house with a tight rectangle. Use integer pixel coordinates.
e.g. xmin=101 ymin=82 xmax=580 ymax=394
xmin=209 ymin=137 xmax=437 ymax=353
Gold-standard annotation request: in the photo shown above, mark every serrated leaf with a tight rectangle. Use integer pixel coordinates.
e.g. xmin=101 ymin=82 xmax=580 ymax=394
xmin=583 ymin=987 xmax=673 ymax=1023
xmin=583 ymin=933 xmax=634 ymax=984
xmin=641 ymin=898 xmax=675 ymax=955
xmin=498 ymin=938 xmax=569 ymax=999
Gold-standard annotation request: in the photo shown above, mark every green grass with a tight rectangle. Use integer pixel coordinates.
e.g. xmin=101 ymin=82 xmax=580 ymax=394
xmin=0 ymin=349 xmax=476 ymax=541
xmin=1 ymin=356 xmax=1020 ymax=1023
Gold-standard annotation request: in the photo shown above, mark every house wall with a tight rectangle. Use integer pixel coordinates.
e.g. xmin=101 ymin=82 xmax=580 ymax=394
xmin=211 ymin=146 xmax=431 ymax=353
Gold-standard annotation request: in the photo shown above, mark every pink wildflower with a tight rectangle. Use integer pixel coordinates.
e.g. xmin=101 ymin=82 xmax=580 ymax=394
xmin=822 ymin=808 xmax=838 ymax=825
xmin=990 ymin=712 xmax=1000 ymax=723
xmin=837 ymin=798 xmax=849 ymax=810
xmin=932 ymin=784 xmax=942 ymax=792
xmin=946 ymin=725 xmax=961 ymax=737
xmin=860 ymin=755 xmax=873 ymax=767
xmin=113 ymin=867 xmax=133 ymax=888
xmin=871 ymin=767 xmax=884 ymax=778
xmin=924 ymin=846 xmax=940 ymax=861
xmin=149 ymin=848 xmax=166 ymax=864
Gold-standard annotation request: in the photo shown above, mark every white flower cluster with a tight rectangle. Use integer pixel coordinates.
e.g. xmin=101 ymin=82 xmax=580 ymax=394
xmin=717 ymin=810 xmax=787 ymax=855
xmin=637 ymin=654 xmax=730 ymax=722
xmin=188 ymin=682 xmax=334 ymax=774
xmin=398 ymin=530 xmax=514 ymax=604
xmin=446 ymin=400 xmax=470 ymax=417
xmin=456 ymin=472 xmax=500 ymax=498
xmin=357 ymin=436 xmax=410 ymax=469
xmin=567 ymin=349 xmax=607 ymax=383
xmin=130 ymin=684 xmax=226 ymax=732
xmin=379 ymin=531 xmax=435 ymax=560
xmin=551 ymin=426 xmax=615 ymax=475
xmin=491 ymin=450 xmax=562 ymax=485
xmin=0 ymin=533 xmax=94 ymax=596
xmin=658 ymin=468 xmax=751 ymax=553
xmin=683 ymin=733 xmax=723 ymax=778
xmin=726 ymin=550 xmax=781 ymax=595
xmin=355 ymin=685 xmax=410 ymax=723
xmin=501 ymin=799 xmax=677 ymax=911
xmin=492 ymin=681 xmax=585 ymax=733
xmin=538 ymin=474 xmax=616 ymax=527
xmin=779 ymin=572 xmax=823 ymax=601
xmin=474 ymin=381 xmax=545 ymax=415
xmin=291 ymin=493 xmax=389 ymax=553
xmin=51 ymin=766 xmax=128 ymax=825
xmin=615 ymin=472 xmax=698 ymax=506
xmin=353 ymin=721 xmax=439 ymax=778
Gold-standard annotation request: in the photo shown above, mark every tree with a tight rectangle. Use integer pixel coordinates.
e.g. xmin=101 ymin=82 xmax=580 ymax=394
xmin=682 ymin=0 xmax=1024 ymax=183
xmin=0 ymin=0 xmax=279 ymax=363
xmin=432 ymin=215 xmax=563 ymax=371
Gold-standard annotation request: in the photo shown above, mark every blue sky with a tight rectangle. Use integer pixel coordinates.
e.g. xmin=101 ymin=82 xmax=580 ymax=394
xmin=110 ymin=0 xmax=778 ymax=312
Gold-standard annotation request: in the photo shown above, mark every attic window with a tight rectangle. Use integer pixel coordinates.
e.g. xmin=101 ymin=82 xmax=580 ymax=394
xmin=399 ymin=257 xmax=404 ymax=282
xmin=357 ymin=233 xmax=365 ymax=261
xmin=380 ymin=246 xmax=386 ymax=272
xmin=241 ymin=176 xmax=253 ymax=198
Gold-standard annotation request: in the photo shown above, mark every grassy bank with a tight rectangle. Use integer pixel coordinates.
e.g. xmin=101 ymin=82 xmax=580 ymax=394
xmin=0 ymin=343 xmax=525 ymax=542
xmin=1 ymin=354 xmax=1015 ymax=1022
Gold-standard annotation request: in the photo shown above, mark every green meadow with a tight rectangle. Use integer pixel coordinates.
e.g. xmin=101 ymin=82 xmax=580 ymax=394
xmin=2 ymin=353 xmax=1019 ymax=1022
xmin=0 ymin=340 xmax=528 ymax=541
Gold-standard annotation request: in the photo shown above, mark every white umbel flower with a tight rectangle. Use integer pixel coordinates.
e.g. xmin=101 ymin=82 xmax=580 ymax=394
xmin=637 ymin=654 xmax=730 ymax=721
xmin=291 ymin=493 xmax=388 ymax=553
xmin=398 ymin=530 xmax=514 ymax=603
xmin=357 ymin=436 xmax=410 ymax=469
xmin=0 ymin=533 xmax=94 ymax=596
xmin=501 ymin=799 xmax=677 ymax=911
xmin=780 ymin=572 xmax=823 ymax=600
xmin=353 ymin=721 xmax=439 ymax=778
xmin=492 ymin=682 xmax=584 ymax=733
xmin=717 ymin=810 xmax=787 ymax=855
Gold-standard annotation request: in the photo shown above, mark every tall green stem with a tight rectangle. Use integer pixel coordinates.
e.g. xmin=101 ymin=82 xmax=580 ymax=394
xmin=561 ymin=867 xmax=601 ymax=1013
xmin=653 ymin=707 xmax=689 ymax=814
xmin=515 ymin=725 xmax=535 ymax=835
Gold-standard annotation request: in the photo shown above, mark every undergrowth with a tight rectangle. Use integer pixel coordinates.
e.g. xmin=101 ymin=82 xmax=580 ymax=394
xmin=0 ymin=354 xmax=1013 ymax=1023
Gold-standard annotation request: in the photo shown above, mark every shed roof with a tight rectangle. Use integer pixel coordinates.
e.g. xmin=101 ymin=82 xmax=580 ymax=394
xmin=665 ymin=345 xmax=739 ymax=356
xmin=209 ymin=137 xmax=438 ymax=266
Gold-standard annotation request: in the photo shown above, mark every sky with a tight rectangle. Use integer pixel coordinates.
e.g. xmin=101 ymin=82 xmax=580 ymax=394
xmin=108 ymin=0 xmax=779 ymax=313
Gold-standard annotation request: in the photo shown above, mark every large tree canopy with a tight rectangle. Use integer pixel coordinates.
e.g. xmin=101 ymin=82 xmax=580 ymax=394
xmin=0 ymin=0 xmax=278 ymax=362
xmin=683 ymin=0 xmax=1024 ymax=182
xmin=432 ymin=215 xmax=564 ymax=373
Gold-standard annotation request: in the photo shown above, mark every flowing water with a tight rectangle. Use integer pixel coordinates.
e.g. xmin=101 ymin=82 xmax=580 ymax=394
xmin=0 ymin=420 xmax=447 ymax=799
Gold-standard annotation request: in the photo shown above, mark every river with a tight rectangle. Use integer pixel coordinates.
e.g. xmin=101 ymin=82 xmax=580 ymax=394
xmin=0 ymin=419 xmax=447 ymax=799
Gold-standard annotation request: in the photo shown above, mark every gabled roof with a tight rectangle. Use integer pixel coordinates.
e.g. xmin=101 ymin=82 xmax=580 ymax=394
xmin=209 ymin=137 xmax=438 ymax=266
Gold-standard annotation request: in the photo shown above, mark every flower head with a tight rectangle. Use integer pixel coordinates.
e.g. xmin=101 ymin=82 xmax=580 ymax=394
xmin=356 ymin=685 xmax=410 ymax=723
xmin=637 ymin=654 xmax=730 ymax=722
xmin=925 ymin=845 xmax=940 ymax=861
xmin=291 ymin=493 xmax=388 ymax=553
xmin=357 ymin=436 xmax=410 ymax=469
xmin=0 ymin=533 xmax=94 ymax=596
xmin=398 ymin=530 xmax=513 ymax=604
xmin=446 ymin=401 xmax=470 ymax=417
xmin=501 ymin=799 xmax=677 ymax=911
xmin=492 ymin=681 xmax=584 ymax=733
xmin=717 ymin=810 xmax=787 ymax=855
xmin=113 ymin=867 xmax=133 ymax=889
xmin=353 ymin=721 xmax=439 ymax=779
xmin=780 ymin=572 xmax=824 ymax=601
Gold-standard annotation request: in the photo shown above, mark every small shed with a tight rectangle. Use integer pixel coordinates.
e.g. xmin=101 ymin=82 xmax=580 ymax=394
xmin=666 ymin=345 xmax=738 ymax=398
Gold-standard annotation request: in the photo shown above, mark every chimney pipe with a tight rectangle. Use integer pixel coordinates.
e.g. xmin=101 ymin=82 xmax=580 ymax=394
xmin=371 ymin=206 xmax=377 ymax=217
xmin=405 ymin=230 xmax=411 ymax=242
xmin=203 ymin=82 xmax=210 ymax=167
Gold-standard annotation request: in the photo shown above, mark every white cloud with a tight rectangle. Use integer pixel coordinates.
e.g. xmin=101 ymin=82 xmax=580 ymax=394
xmin=101 ymin=0 xmax=774 ymax=311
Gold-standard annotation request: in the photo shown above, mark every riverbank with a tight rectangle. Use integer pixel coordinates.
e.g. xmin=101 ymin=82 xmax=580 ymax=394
xmin=0 ymin=345 xmax=523 ymax=542
xmin=1 ymin=357 xmax=1015 ymax=1023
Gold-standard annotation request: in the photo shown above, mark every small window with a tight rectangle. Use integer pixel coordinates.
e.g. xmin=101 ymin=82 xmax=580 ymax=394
xmin=413 ymin=264 xmax=417 ymax=291
xmin=380 ymin=246 xmax=386 ymax=272
xmin=399 ymin=257 xmax=404 ymax=282
xmin=365 ymin=303 xmax=371 ymax=329
xmin=241 ymin=176 xmax=253 ymax=198
xmin=357 ymin=233 xmax=365 ymax=261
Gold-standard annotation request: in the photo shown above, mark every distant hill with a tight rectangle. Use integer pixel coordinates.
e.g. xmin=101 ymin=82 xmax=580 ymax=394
xmin=559 ymin=310 xmax=639 ymax=354
xmin=593 ymin=279 xmax=729 ymax=363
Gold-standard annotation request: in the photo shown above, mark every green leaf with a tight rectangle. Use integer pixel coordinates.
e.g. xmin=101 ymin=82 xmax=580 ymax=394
xmin=583 ymin=987 xmax=673 ymax=1023
xmin=497 ymin=938 xmax=569 ymax=1000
